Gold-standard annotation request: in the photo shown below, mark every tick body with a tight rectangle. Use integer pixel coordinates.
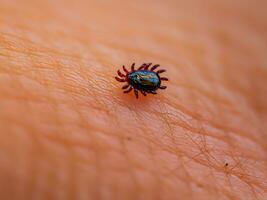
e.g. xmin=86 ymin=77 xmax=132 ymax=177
xmin=115 ymin=63 xmax=168 ymax=98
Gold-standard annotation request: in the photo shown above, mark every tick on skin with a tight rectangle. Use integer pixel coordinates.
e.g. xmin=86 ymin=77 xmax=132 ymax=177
xmin=115 ymin=63 xmax=168 ymax=99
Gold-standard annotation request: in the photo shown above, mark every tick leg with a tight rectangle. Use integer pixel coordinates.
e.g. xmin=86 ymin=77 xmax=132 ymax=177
xmin=123 ymin=65 xmax=129 ymax=73
xmin=159 ymin=86 xmax=167 ymax=89
xmin=117 ymin=70 xmax=125 ymax=77
xmin=157 ymin=69 xmax=166 ymax=74
xmin=144 ymin=63 xmax=152 ymax=70
xmin=151 ymin=64 xmax=160 ymax=71
xmin=134 ymin=89 xmax=139 ymax=99
xmin=160 ymin=77 xmax=169 ymax=81
xmin=131 ymin=63 xmax=135 ymax=72
xmin=150 ymin=91 xmax=157 ymax=94
xmin=124 ymin=86 xmax=133 ymax=93
xmin=115 ymin=77 xmax=126 ymax=82
xmin=122 ymin=84 xmax=130 ymax=89
xmin=138 ymin=63 xmax=147 ymax=70
xmin=141 ymin=91 xmax=147 ymax=96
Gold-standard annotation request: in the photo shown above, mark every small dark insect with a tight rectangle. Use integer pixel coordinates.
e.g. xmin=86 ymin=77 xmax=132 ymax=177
xmin=115 ymin=63 xmax=168 ymax=98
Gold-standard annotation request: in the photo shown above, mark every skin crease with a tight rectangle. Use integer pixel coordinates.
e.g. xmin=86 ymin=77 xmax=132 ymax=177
xmin=0 ymin=0 xmax=267 ymax=199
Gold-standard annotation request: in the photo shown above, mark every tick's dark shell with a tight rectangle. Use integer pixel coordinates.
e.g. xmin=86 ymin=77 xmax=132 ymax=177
xmin=128 ymin=70 xmax=161 ymax=91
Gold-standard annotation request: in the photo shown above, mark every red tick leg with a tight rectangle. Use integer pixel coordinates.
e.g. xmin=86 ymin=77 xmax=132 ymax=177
xmin=131 ymin=63 xmax=135 ymax=72
xmin=160 ymin=77 xmax=169 ymax=81
xmin=138 ymin=63 xmax=147 ymax=70
xmin=115 ymin=77 xmax=126 ymax=82
xmin=141 ymin=91 xmax=147 ymax=96
xmin=117 ymin=70 xmax=125 ymax=77
xmin=159 ymin=86 xmax=167 ymax=89
xmin=123 ymin=65 xmax=129 ymax=73
xmin=151 ymin=64 xmax=160 ymax=71
xmin=134 ymin=89 xmax=139 ymax=99
xmin=144 ymin=63 xmax=152 ymax=70
xmin=122 ymin=84 xmax=130 ymax=89
xmin=157 ymin=69 xmax=166 ymax=74
xmin=124 ymin=87 xmax=133 ymax=93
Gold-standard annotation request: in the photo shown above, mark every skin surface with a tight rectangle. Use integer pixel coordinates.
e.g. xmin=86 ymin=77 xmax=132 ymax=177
xmin=0 ymin=0 xmax=267 ymax=200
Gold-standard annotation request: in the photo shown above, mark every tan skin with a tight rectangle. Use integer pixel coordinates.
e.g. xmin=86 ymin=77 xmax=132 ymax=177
xmin=0 ymin=0 xmax=267 ymax=200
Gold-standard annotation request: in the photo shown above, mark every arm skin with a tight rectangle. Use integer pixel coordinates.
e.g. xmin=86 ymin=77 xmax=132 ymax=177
xmin=0 ymin=0 xmax=266 ymax=200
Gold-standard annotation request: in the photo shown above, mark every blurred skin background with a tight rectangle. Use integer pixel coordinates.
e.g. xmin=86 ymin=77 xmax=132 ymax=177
xmin=0 ymin=0 xmax=267 ymax=200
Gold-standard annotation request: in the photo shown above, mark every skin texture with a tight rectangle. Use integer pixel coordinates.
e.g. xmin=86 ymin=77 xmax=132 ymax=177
xmin=0 ymin=0 xmax=267 ymax=199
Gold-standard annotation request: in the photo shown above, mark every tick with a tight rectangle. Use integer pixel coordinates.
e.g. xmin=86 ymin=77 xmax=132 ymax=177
xmin=115 ymin=63 xmax=168 ymax=98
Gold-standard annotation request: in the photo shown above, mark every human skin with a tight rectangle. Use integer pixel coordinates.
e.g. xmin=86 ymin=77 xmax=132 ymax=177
xmin=0 ymin=0 xmax=267 ymax=199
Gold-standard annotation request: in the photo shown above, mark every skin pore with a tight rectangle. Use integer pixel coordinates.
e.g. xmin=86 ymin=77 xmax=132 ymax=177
xmin=0 ymin=0 xmax=267 ymax=200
